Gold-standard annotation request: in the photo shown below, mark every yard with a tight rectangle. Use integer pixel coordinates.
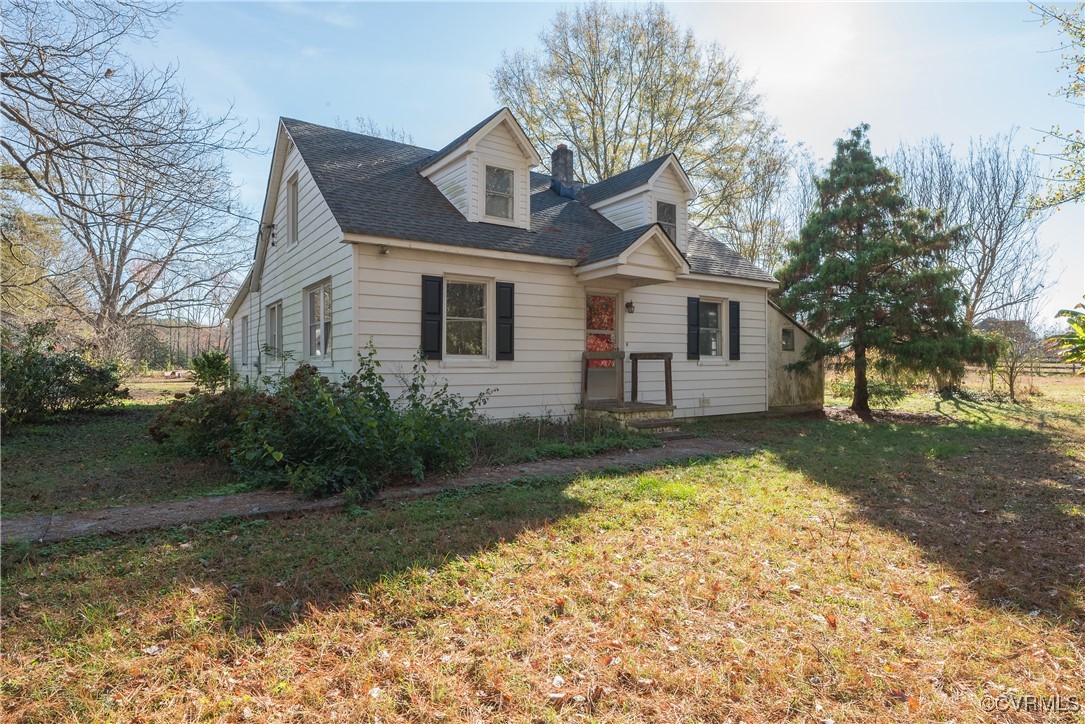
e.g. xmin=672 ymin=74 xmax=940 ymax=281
xmin=1 ymin=376 xmax=1082 ymax=721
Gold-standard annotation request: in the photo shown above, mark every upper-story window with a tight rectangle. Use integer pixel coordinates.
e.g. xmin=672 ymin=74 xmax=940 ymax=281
xmin=485 ymin=165 xmax=514 ymax=219
xmin=656 ymin=201 xmax=677 ymax=242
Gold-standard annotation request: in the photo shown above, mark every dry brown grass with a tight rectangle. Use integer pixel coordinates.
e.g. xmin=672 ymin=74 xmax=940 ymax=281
xmin=2 ymin=377 xmax=1082 ymax=721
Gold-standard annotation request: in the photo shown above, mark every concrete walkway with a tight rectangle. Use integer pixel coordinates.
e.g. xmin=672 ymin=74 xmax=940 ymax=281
xmin=1 ymin=436 xmax=748 ymax=545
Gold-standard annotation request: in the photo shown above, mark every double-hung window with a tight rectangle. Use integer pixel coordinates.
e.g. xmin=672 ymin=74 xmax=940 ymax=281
xmin=445 ymin=280 xmax=487 ymax=356
xmin=656 ymin=201 xmax=677 ymax=242
xmin=305 ymin=280 xmax=332 ymax=358
xmin=698 ymin=301 xmax=722 ymax=357
xmin=266 ymin=301 xmax=283 ymax=355
xmin=485 ymin=166 xmax=514 ymax=220
xmin=240 ymin=315 xmax=249 ymax=365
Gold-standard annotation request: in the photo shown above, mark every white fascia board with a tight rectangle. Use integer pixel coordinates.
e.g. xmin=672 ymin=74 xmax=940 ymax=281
xmin=648 ymin=155 xmax=697 ymax=196
xmin=342 ymin=233 xmax=576 ymax=266
xmin=586 ymin=184 xmax=650 ymax=210
xmin=680 ymin=272 xmax=780 ymax=290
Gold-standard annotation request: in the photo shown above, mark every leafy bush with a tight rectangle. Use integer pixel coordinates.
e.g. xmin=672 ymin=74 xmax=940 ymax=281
xmin=189 ymin=349 xmax=235 ymax=393
xmin=1 ymin=322 xmax=129 ymax=424
xmin=151 ymin=346 xmax=489 ymax=501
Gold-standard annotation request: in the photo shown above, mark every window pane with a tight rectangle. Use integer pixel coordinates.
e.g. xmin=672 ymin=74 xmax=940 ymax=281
xmin=323 ymin=321 xmax=332 ymax=356
xmin=485 ymin=193 xmax=513 ymax=219
xmin=657 ymin=201 xmax=676 ymax=224
xmin=309 ymin=289 xmax=320 ymax=323
xmin=700 ymin=329 xmax=720 ymax=357
xmin=322 ymin=285 xmax=333 ymax=321
xmin=447 ymin=282 xmax=485 ymax=319
xmin=486 ymin=166 xmax=513 ymax=194
xmin=782 ymin=328 xmax=795 ymax=351
xmin=447 ymin=320 xmax=485 ymax=355
xmin=310 ymin=323 xmax=321 ymax=357
xmin=699 ymin=302 xmax=720 ymax=330
xmin=586 ymin=295 xmax=615 ymax=331
xmin=586 ymin=332 xmax=616 ymax=368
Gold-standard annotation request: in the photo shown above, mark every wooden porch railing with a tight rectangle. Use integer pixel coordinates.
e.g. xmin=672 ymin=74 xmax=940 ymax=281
xmin=630 ymin=352 xmax=673 ymax=407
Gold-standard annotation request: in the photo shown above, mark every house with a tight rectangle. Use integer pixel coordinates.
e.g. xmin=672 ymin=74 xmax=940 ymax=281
xmin=226 ymin=108 xmax=822 ymax=421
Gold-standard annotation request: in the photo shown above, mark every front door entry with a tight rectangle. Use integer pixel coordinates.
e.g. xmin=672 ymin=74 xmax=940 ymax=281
xmin=585 ymin=293 xmax=619 ymax=401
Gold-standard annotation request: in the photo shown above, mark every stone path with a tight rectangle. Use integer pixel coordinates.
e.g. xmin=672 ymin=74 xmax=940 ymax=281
xmin=1 ymin=436 xmax=748 ymax=544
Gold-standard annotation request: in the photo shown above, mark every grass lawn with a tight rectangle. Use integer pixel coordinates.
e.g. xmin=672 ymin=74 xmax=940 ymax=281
xmin=1 ymin=376 xmax=1082 ymax=721
xmin=1 ymin=380 xmax=241 ymax=518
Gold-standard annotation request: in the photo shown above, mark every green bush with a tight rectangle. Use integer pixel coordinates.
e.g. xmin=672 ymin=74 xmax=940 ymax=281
xmin=151 ymin=346 xmax=489 ymax=501
xmin=189 ymin=349 xmax=235 ymax=393
xmin=1 ymin=322 xmax=129 ymax=424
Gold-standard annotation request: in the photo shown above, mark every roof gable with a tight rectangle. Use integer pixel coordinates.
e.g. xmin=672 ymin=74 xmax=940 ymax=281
xmin=580 ymin=154 xmax=695 ymax=206
xmin=419 ymin=108 xmax=542 ymax=176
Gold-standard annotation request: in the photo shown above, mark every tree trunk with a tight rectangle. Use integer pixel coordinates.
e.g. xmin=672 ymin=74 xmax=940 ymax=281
xmin=851 ymin=342 xmax=872 ymax=417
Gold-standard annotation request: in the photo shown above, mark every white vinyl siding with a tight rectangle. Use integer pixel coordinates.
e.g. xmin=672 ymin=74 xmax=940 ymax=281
xmin=228 ymin=137 xmax=354 ymax=377
xmin=593 ymin=192 xmax=648 ymax=229
xmin=430 ymin=157 xmax=470 ymax=216
xmin=649 ymin=165 xmax=690 ymax=252
xmin=354 ymin=241 xmax=772 ymax=419
xmin=471 ymin=121 xmax=531 ymax=229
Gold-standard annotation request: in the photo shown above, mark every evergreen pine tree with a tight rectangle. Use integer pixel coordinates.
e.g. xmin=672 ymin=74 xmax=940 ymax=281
xmin=777 ymin=124 xmax=997 ymax=416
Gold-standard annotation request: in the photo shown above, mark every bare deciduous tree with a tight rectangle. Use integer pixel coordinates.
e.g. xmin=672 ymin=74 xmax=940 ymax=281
xmin=892 ymin=133 xmax=1052 ymax=326
xmin=2 ymin=0 xmax=256 ymax=357
xmin=334 ymin=115 xmax=414 ymax=144
xmin=491 ymin=1 xmax=788 ymax=247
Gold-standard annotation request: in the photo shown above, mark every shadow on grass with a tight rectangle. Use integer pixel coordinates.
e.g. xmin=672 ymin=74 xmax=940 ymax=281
xmin=2 ymin=475 xmax=593 ymax=639
xmin=759 ymin=412 xmax=1084 ymax=623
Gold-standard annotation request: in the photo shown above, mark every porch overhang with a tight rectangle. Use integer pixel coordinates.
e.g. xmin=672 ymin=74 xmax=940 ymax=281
xmin=574 ymin=224 xmax=689 ymax=288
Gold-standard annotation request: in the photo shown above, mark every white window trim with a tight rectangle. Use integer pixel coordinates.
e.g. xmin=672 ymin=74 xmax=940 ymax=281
xmin=478 ymin=157 xmax=521 ymax=228
xmin=440 ymin=275 xmax=495 ymax=367
xmin=286 ymin=172 xmax=300 ymax=245
xmin=266 ymin=300 xmax=283 ymax=356
xmin=303 ymin=279 xmax=333 ymax=364
xmin=697 ymin=296 xmax=728 ymax=365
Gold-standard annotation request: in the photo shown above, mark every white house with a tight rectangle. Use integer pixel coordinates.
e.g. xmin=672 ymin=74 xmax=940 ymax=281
xmin=226 ymin=108 xmax=822 ymax=421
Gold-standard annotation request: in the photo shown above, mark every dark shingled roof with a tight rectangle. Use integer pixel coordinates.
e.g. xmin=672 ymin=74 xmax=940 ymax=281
xmin=579 ymin=224 xmax=658 ymax=264
xmin=579 ymin=154 xmax=673 ymax=206
xmin=686 ymin=227 xmax=776 ymax=282
xmin=280 ymin=117 xmax=774 ymax=283
xmin=416 ymin=107 xmax=504 ymax=171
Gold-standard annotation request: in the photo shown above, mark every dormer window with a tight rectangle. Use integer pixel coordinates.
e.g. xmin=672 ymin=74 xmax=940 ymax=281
xmin=657 ymin=201 xmax=677 ymax=242
xmin=485 ymin=165 xmax=514 ymax=219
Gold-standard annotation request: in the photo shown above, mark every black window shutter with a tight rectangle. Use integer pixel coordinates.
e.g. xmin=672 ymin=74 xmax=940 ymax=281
xmin=421 ymin=275 xmax=443 ymax=360
xmin=687 ymin=297 xmax=700 ymax=360
xmin=496 ymin=282 xmax=515 ymax=361
xmin=729 ymin=300 xmax=741 ymax=360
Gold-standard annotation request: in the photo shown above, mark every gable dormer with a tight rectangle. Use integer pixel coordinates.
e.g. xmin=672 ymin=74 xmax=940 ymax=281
xmin=581 ymin=154 xmax=696 ymax=253
xmin=419 ymin=108 xmax=542 ymax=230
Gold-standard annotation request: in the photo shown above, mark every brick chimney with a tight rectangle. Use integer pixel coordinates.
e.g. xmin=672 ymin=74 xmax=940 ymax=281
xmin=550 ymin=143 xmax=575 ymax=198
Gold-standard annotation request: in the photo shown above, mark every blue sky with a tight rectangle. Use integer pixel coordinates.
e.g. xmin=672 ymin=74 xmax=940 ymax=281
xmin=129 ymin=1 xmax=1083 ymax=323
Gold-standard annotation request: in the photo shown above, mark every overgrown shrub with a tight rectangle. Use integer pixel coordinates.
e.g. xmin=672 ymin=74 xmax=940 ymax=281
xmin=149 ymin=386 xmax=262 ymax=457
xmin=1 ymin=322 xmax=129 ymax=424
xmin=150 ymin=346 xmax=489 ymax=501
xmin=189 ymin=349 xmax=235 ymax=393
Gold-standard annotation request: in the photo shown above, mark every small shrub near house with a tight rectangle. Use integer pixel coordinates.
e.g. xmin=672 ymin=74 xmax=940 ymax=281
xmin=189 ymin=349 xmax=236 ymax=393
xmin=0 ymin=322 xmax=129 ymax=425
xmin=151 ymin=347 xmax=488 ymax=501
